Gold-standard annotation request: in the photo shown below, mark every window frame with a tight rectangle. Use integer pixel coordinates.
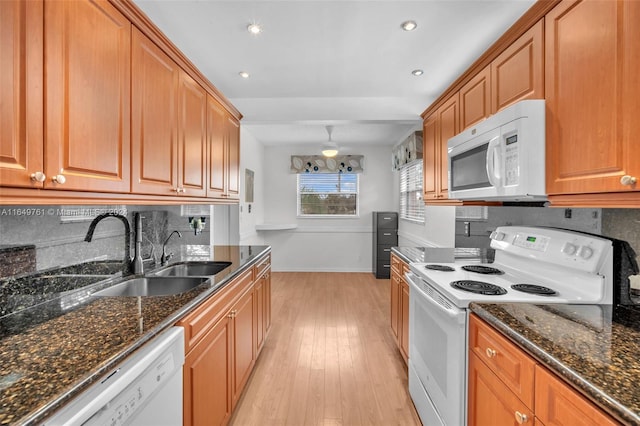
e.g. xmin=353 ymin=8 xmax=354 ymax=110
xmin=399 ymin=159 xmax=425 ymax=224
xmin=296 ymin=173 xmax=360 ymax=218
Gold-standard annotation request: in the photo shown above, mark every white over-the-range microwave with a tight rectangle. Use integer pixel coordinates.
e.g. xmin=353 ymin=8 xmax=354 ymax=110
xmin=447 ymin=99 xmax=545 ymax=201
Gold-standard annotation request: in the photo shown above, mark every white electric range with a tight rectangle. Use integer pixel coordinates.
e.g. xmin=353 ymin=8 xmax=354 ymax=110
xmin=405 ymin=226 xmax=614 ymax=426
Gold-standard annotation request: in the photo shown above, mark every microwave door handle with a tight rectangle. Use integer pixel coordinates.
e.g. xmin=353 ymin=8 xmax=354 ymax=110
xmin=486 ymin=136 xmax=502 ymax=187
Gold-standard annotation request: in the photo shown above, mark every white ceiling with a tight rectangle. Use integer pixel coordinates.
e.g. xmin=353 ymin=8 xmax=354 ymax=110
xmin=133 ymin=0 xmax=535 ymax=151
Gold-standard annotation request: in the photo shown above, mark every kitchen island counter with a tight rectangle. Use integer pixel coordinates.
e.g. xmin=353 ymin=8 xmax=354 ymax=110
xmin=0 ymin=245 xmax=270 ymax=425
xmin=470 ymin=302 xmax=640 ymax=425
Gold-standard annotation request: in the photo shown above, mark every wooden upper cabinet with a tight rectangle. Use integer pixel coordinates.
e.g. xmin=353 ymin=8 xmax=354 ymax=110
xmin=423 ymin=94 xmax=459 ymax=203
xmin=207 ymin=97 xmax=240 ymax=200
xmin=0 ymin=0 xmax=43 ymax=189
xmin=460 ymin=66 xmax=491 ymax=131
xmin=207 ymin=96 xmax=227 ymax=197
xmin=438 ymin=95 xmax=459 ymax=198
xmin=227 ymin=117 xmax=240 ymax=199
xmin=545 ymin=0 xmax=640 ymax=198
xmin=491 ymin=19 xmax=544 ymax=113
xmin=178 ymin=71 xmax=208 ymax=197
xmin=131 ymin=27 xmax=179 ymax=195
xmin=44 ymin=0 xmax=131 ymax=192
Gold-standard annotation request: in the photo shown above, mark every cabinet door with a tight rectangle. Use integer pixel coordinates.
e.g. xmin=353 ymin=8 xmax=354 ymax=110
xmin=0 ymin=0 xmax=43 ymax=188
xmin=545 ymin=0 xmax=640 ymax=195
xmin=399 ymin=279 xmax=410 ymax=362
xmin=207 ymin=96 xmax=227 ymax=197
xmin=437 ymin=95 xmax=459 ymax=198
xmin=535 ymin=366 xmax=618 ymax=426
xmin=422 ymin=114 xmax=438 ymax=200
xmin=232 ymin=287 xmax=255 ymax=408
xmin=131 ymin=28 xmax=179 ymax=195
xmin=178 ymin=71 xmax=208 ymax=197
xmin=184 ymin=315 xmax=232 ymax=426
xmin=460 ymin=66 xmax=491 ymax=131
xmin=468 ymin=353 xmax=533 ymax=426
xmin=264 ymin=270 xmax=271 ymax=335
xmin=390 ymin=271 xmax=400 ymax=339
xmin=491 ymin=19 xmax=543 ymax=113
xmin=226 ymin=116 xmax=240 ymax=199
xmin=44 ymin=0 xmax=130 ymax=192
xmin=254 ymin=274 xmax=265 ymax=353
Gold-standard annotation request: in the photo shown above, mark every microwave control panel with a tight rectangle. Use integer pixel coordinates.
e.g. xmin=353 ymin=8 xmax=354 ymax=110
xmin=503 ymin=132 xmax=519 ymax=186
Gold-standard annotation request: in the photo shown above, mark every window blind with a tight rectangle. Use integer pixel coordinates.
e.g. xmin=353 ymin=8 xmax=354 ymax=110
xmin=297 ymin=173 xmax=359 ymax=216
xmin=400 ymin=160 xmax=424 ymax=223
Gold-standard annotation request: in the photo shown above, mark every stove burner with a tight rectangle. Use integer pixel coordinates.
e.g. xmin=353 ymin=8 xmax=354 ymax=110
xmin=424 ymin=264 xmax=455 ymax=272
xmin=511 ymin=284 xmax=558 ymax=296
xmin=450 ymin=280 xmax=507 ymax=295
xmin=461 ymin=265 xmax=504 ymax=275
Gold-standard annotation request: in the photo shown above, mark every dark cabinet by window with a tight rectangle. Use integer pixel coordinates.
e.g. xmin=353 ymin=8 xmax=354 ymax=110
xmin=372 ymin=212 xmax=398 ymax=279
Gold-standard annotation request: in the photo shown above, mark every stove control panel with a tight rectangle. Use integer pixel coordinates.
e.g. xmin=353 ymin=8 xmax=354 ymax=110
xmin=492 ymin=226 xmax=612 ymax=274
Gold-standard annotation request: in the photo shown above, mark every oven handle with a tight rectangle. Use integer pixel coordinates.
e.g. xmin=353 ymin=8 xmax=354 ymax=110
xmin=406 ymin=272 xmax=462 ymax=319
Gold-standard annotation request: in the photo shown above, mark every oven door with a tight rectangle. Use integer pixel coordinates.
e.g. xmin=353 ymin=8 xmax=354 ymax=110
xmin=406 ymin=272 xmax=467 ymax=426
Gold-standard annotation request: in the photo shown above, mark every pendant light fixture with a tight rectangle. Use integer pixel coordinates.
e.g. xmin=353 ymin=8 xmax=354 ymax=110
xmin=322 ymin=125 xmax=339 ymax=157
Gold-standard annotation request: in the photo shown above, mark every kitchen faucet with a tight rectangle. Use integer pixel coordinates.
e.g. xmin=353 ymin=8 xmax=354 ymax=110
xmin=84 ymin=212 xmax=144 ymax=274
xmin=161 ymin=230 xmax=182 ymax=265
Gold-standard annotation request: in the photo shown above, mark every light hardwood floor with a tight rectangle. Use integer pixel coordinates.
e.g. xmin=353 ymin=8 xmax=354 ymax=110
xmin=230 ymin=272 xmax=421 ymax=426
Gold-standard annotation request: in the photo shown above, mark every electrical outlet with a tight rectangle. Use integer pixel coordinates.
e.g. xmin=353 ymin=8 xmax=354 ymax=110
xmin=464 ymin=222 xmax=471 ymax=237
xmin=630 ymin=275 xmax=640 ymax=290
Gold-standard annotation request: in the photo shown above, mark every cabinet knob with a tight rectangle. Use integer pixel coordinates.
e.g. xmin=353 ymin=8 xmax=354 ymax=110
xmin=52 ymin=174 xmax=66 ymax=184
xmin=485 ymin=348 xmax=497 ymax=358
xmin=620 ymin=175 xmax=637 ymax=186
xmin=30 ymin=172 xmax=46 ymax=182
xmin=515 ymin=411 xmax=529 ymax=424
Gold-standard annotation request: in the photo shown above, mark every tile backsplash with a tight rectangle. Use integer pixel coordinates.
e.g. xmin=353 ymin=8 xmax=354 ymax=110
xmin=0 ymin=205 xmax=212 ymax=277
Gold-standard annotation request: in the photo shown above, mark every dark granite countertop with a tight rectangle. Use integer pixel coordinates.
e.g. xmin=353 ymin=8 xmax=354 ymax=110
xmin=470 ymin=302 xmax=640 ymax=425
xmin=0 ymin=245 xmax=270 ymax=425
xmin=0 ymin=245 xmax=35 ymax=254
xmin=391 ymin=246 xmax=495 ymax=265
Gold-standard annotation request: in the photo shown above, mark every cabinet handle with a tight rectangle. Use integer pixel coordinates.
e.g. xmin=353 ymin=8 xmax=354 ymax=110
xmin=485 ymin=348 xmax=497 ymax=358
xmin=30 ymin=172 xmax=46 ymax=182
xmin=515 ymin=411 xmax=529 ymax=424
xmin=383 ymin=233 xmax=391 ymax=236
xmin=228 ymin=310 xmax=237 ymax=318
xmin=52 ymin=174 xmax=66 ymax=184
xmin=620 ymin=175 xmax=637 ymax=186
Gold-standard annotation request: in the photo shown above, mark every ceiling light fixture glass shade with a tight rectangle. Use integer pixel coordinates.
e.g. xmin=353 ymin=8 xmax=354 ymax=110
xmin=247 ymin=23 xmax=262 ymax=34
xmin=412 ymin=69 xmax=424 ymax=76
xmin=238 ymin=71 xmax=250 ymax=78
xmin=401 ymin=20 xmax=417 ymax=31
xmin=322 ymin=142 xmax=339 ymax=157
xmin=322 ymin=125 xmax=339 ymax=157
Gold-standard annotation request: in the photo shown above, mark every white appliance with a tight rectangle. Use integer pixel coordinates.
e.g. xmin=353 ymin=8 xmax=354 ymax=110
xmin=42 ymin=327 xmax=184 ymax=426
xmin=447 ymin=99 xmax=545 ymax=201
xmin=405 ymin=226 xmax=613 ymax=426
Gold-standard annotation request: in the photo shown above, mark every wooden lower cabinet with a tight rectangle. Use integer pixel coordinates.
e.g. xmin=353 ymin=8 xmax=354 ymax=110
xmin=184 ymin=314 xmax=232 ymax=426
xmin=468 ymin=352 xmax=533 ymax=426
xmin=469 ymin=315 xmax=620 ymax=426
xmin=390 ymin=253 xmax=409 ymax=363
xmin=179 ymin=254 xmax=272 ymax=426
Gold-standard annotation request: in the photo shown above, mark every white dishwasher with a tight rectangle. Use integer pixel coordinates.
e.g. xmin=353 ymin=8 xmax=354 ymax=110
xmin=42 ymin=326 xmax=184 ymax=426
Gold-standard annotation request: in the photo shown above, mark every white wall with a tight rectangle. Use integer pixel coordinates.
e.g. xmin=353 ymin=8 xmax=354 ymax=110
xmin=261 ymin=144 xmax=397 ymax=272
xmin=398 ymin=205 xmax=456 ymax=247
xmin=238 ymin=127 xmax=265 ymax=245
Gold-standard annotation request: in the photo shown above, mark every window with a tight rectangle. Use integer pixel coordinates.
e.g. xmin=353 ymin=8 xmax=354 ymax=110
xmin=400 ymin=160 xmax=424 ymax=223
xmin=297 ymin=173 xmax=359 ymax=217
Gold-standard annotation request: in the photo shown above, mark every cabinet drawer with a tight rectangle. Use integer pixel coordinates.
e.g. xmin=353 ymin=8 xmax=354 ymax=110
xmin=253 ymin=253 xmax=271 ymax=279
xmin=377 ymin=245 xmax=393 ymax=261
xmin=177 ymin=268 xmax=253 ymax=353
xmin=376 ymin=261 xmax=391 ymax=278
xmin=377 ymin=230 xmax=397 ymax=245
xmin=469 ymin=314 xmax=536 ymax=408
xmin=391 ymin=253 xmax=402 ymax=275
xmin=535 ymin=366 xmax=619 ymax=426
xmin=375 ymin=212 xmax=397 ymax=229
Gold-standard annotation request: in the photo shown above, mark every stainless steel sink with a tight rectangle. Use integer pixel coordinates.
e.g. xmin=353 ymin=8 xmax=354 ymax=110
xmin=93 ymin=277 xmax=207 ymax=297
xmin=150 ymin=261 xmax=232 ymax=277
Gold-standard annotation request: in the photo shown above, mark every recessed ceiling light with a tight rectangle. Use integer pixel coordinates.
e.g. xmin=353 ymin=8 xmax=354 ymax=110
xmin=239 ymin=71 xmax=250 ymax=78
xmin=412 ymin=69 xmax=424 ymax=76
xmin=401 ymin=20 xmax=417 ymax=31
xmin=247 ymin=23 xmax=262 ymax=35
